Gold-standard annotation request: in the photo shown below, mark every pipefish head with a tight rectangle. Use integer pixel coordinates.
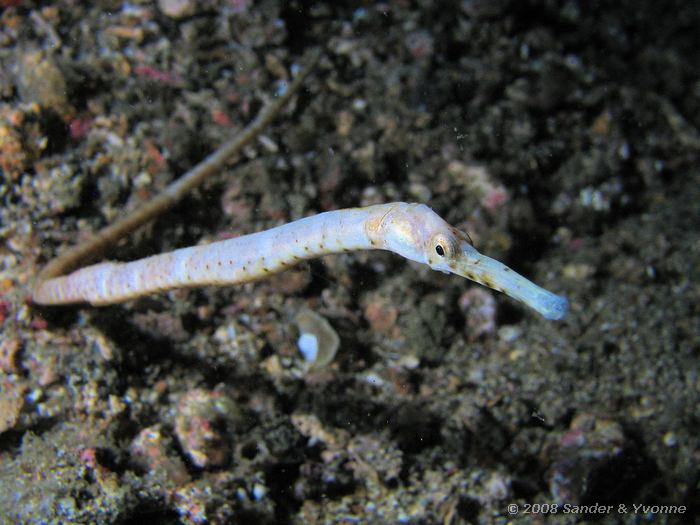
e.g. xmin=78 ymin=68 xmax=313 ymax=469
xmin=381 ymin=203 xmax=568 ymax=320
xmin=379 ymin=203 xmax=473 ymax=268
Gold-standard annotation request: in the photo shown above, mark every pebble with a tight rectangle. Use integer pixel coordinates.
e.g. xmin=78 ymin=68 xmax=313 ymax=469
xmin=563 ymin=263 xmax=595 ymax=280
xmin=174 ymin=389 xmax=241 ymax=468
xmin=662 ymin=431 xmax=677 ymax=447
xmin=0 ymin=380 xmax=27 ymax=433
xmin=251 ymin=483 xmax=267 ymax=501
xmin=16 ymin=50 xmax=68 ymax=111
xmin=0 ymin=336 xmax=21 ymax=373
xmin=363 ymin=296 xmax=398 ymax=335
xmin=548 ymin=414 xmax=629 ymax=504
xmin=497 ymin=325 xmax=522 ymax=343
xmin=130 ymin=425 xmax=190 ymax=486
xmin=158 ymin=0 xmax=197 ymax=19
xmin=446 ymin=161 xmax=509 ymax=210
xmin=459 ymin=288 xmax=497 ymax=339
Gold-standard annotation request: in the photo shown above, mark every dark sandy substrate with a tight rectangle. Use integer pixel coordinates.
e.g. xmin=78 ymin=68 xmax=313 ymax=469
xmin=0 ymin=1 xmax=698 ymax=523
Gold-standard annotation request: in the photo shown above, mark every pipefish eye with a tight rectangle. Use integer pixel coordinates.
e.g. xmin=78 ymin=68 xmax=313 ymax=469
xmin=432 ymin=234 xmax=452 ymax=258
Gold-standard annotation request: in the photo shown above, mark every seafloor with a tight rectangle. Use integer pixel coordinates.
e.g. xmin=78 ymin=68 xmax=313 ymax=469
xmin=0 ymin=1 xmax=698 ymax=524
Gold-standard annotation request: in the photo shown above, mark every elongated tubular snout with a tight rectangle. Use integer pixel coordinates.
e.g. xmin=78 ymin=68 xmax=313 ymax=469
xmin=454 ymin=245 xmax=568 ymax=320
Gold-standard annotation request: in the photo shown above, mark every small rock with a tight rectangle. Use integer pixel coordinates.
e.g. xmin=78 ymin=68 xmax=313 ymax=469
xmin=351 ymin=142 xmax=375 ymax=178
xmin=0 ymin=381 xmax=27 ymax=433
xmin=291 ymin=413 xmax=345 ymax=448
xmin=0 ymin=336 xmax=21 ymax=373
xmin=497 ymin=325 xmax=522 ymax=343
xmin=363 ymin=296 xmax=398 ymax=334
xmin=548 ymin=414 xmax=648 ymax=505
xmin=662 ymin=431 xmax=677 ymax=448
xmin=158 ymin=0 xmax=196 ymax=18
xmin=16 ymin=50 xmax=67 ymax=111
xmin=459 ymin=288 xmax=497 ymax=339
xmin=446 ymin=161 xmax=509 ymax=211
xmin=347 ymin=434 xmax=403 ymax=485
xmin=563 ymin=263 xmax=596 ymax=280
xmin=174 ymin=389 xmax=241 ymax=468
xmin=404 ymin=30 xmax=434 ymax=60
xmin=131 ymin=425 xmax=190 ymax=486
xmin=0 ymin=123 xmax=27 ymax=179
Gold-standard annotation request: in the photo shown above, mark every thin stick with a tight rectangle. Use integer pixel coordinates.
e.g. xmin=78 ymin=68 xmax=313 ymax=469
xmin=36 ymin=48 xmax=321 ymax=283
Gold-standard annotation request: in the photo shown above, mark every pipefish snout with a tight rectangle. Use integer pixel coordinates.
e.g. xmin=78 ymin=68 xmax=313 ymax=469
xmin=33 ymin=202 xmax=568 ymax=320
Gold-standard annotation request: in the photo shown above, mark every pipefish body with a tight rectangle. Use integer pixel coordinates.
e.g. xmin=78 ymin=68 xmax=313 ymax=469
xmin=33 ymin=202 xmax=568 ymax=320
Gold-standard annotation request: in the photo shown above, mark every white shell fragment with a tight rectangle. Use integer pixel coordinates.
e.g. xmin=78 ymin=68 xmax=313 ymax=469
xmin=297 ymin=333 xmax=319 ymax=363
xmin=295 ymin=309 xmax=340 ymax=368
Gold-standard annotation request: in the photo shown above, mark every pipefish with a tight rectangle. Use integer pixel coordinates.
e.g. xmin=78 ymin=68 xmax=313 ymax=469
xmin=34 ymin=202 xmax=567 ymax=320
